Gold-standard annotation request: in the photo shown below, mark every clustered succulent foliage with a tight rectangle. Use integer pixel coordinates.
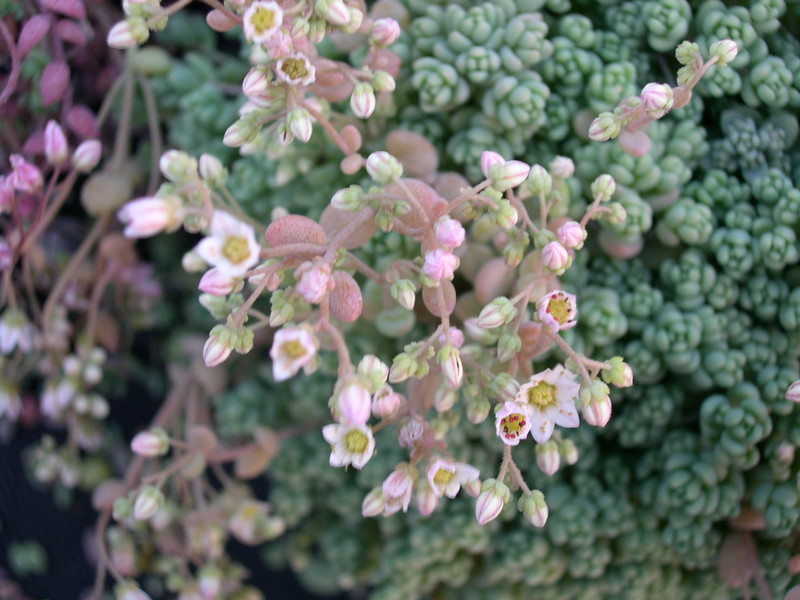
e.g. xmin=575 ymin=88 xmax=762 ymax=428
xmin=2 ymin=0 xmax=800 ymax=600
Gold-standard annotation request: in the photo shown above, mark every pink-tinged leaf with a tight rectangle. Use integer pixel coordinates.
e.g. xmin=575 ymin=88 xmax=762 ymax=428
xmin=717 ymin=533 xmax=753 ymax=589
xmin=54 ymin=19 xmax=87 ymax=46
xmin=40 ymin=61 xmax=70 ymax=106
xmin=206 ymin=9 xmax=236 ymax=32
xmin=786 ymin=585 xmax=800 ymax=600
xmin=617 ymin=129 xmax=651 ymax=157
xmin=422 ymin=280 xmax=456 ymax=318
xmin=386 ymin=130 xmax=439 ymax=178
xmin=264 ymin=214 xmax=327 ymax=247
xmin=42 ymin=0 xmax=85 ymax=20
xmin=65 ymin=104 xmax=98 ymax=138
xmin=319 ymin=206 xmax=375 ymax=250
xmin=22 ymin=130 xmax=45 ymax=156
xmin=329 ymin=271 xmax=363 ymax=323
xmin=17 ymin=15 xmax=51 ymax=58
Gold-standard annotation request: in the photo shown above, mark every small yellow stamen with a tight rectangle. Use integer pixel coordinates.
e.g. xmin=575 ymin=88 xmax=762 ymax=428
xmin=250 ymin=7 xmax=276 ymax=34
xmin=344 ymin=429 xmax=368 ymax=453
xmin=222 ymin=235 xmax=250 ymax=264
xmin=433 ymin=468 xmax=454 ymax=486
xmin=280 ymin=58 xmax=309 ymax=81
xmin=240 ymin=504 xmax=260 ymax=519
xmin=281 ymin=339 xmax=307 ymax=360
xmin=527 ymin=382 xmax=556 ymax=409
xmin=547 ymin=296 xmax=571 ymax=325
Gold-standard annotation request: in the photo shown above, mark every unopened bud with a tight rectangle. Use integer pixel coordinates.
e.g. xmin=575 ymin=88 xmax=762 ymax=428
xmin=131 ymin=428 xmax=170 ymax=457
xmin=518 ymin=490 xmax=548 ymax=527
xmin=365 ymin=151 xmax=403 ymax=184
xmin=591 ymin=174 xmax=616 ymax=202
xmin=133 ymin=486 xmax=164 ymax=520
xmin=709 ymin=39 xmax=738 ymax=67
xmin=44 ymin=120 xmax=69 ymax=165
xmin=475 ymin=479 xmax=509 ymax=525
xmin=72 ymin=139 xmax=102 ymax=172
xmin=370 ymin=18 xmax=400 ymax=47
xmin=350 ymin=83 xmax=376 ymax=119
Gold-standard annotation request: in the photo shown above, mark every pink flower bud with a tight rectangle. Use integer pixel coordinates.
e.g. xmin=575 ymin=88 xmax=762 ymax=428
xmin=321 ymin=0 xmax=350 ymax=26
xmin=541 ymin=241 xmax=571 ymax=273
xmin=414 ymin=480 xmax=439 ymax=516
xmin=549 ymin=156 xmax=574 ymax=179
xmin=640 ymin=82 xmax=673 ymax=117
xmin=434 ymin=216 xmax=465 ymax=249
xmin=350 ymin=83 xmax=376 ymax=119
xmin=9 ymin=155 xmax=43 ymax=192
xmin=72 ymin=139 xmax=101 ymax=172
xmin=422 ymin=248 xmax=459 ymax=281
xmin=382 ymin=464 xmax=415 ymax=514
xmin=437 ymin=345 xmax=463 ymax=389
xmin=397 ymin=414 xmax=425 ymax=448
xmin=488 ymin=160 xmax=530 ymax=192
xmin=361 ymin=487 xmax=384 ymax=517
xmin=480 ymin=151 xmax=504 ymax=179
xmin=370 ymin=18 xmax=400 ymax=47
xmin=709 ymin=39 xmax=738 ymax=67
xmin=131 ymin=428 xmax=169 ymax=457
xmin=437 ymin=326 xmax=464 ymax=349
xmin=198 ymin=267 xmax=239 ymax=296
xmin=365 ymin=151 xmax=403 ymax=184
xmin=107 ymin=18 xmax=148 ymax=49
xmin=286 ymin=107 xmax=314 ymax=142
xmin=44 ymin=120 xmax=69 ymax=166
xmin=133 ymin=486 xmax=164 ymax=521
xmin=535 ymin=441 xmax=560 ymax=476
xmin=336 ymin=378 xmax=372 ymax=425
xmin=203 ymin=326 xmax=233 ymax=367
xmin=557 ymin=221 xmax=586 ymax=249
xmin=785 ymin=380 xmax=800 ymax=403
xmin=294 ymin=259 xmax=335 ymax=304
xmin=475 ymin=479 xmax=509 ymax=525
xmin=581 ymin=393 xmax=612 ymax=427
xmin=117 ymin=196 xmax=183 ymax=238
xmin=242 ymin=67 xmax=271 ymax=98
xmin=372 ymin=384 xmax=403 ymax=418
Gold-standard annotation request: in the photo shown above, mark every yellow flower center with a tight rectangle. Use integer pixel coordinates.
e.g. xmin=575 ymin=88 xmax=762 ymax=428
xmin=527 ymin=381 xmax=556 ymax=409
xmin=250 ymin=6 xmax=276 ymax=34
xmin=547 ymin=296 xmax=571 ymax=325
xmin=222 ymin=235 xmax=250 ymax=264
xmin=240 ymin=504 xmax=260 ymax=519
xmin=433 ymin=468 xmax=454 ymax=486
xmin=344 ymin=429 xmax=368 ymax=453
xmin=281 ymin=339 xmax=307 ymax=360
xmin=280 ymin=58 xmax=309 ymax=82
xmin=500 ymin=412 xmax=527 ymax=439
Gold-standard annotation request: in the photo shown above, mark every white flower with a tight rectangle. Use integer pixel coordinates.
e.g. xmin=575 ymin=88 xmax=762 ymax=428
xmin=536 ymin=290 xmax=577 ymax=332
xmin=269 ymin=325 xmax=318 ymax=381
xmin=426 ymin=458 xmax=479 ymax=499
xmin=494 ymin=401 xmax=532 ymax=446
xmin=516 ymin=365 xmax=580 ymax=444
xmin=0 ymin=309 xmax=35 ymax=354
xmin=275 ymin=53 xmax=316 ymax=87
xmin=382 ymin=463 xmax=416 ymax=514
xmin=0 ymin=379 xmax=21 ymax=421
xmin=322 ymin=423 xmax=375 ymax=469
xmin=242 ymin=0 xmax=283 ymax=44
xmin=195 ymin=211 xmax=260 ymax=277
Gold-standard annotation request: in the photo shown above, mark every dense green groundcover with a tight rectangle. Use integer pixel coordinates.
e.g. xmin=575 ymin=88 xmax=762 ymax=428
xmin=141 ymin=1 xmax=800 ymax=599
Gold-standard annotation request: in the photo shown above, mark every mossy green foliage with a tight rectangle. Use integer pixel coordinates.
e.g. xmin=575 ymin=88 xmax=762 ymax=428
xmin=150 ymin=1 xmax=800 ymax=598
